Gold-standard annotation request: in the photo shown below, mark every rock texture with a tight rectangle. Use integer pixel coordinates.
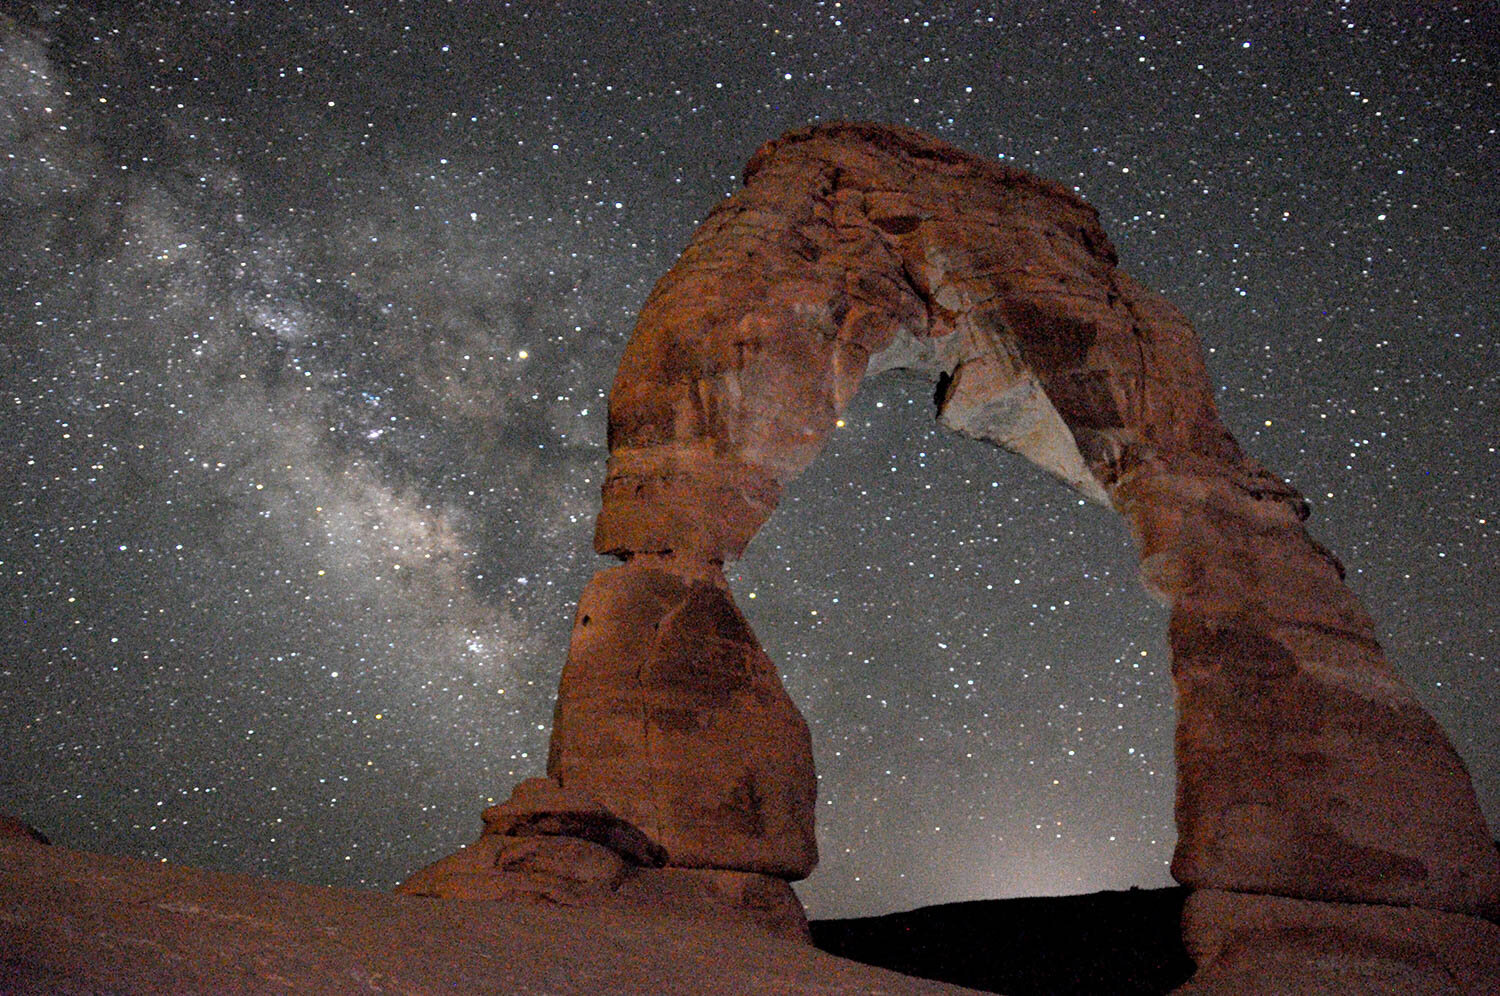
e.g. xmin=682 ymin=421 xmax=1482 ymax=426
xmin=1178 ymin=889 xmax=1500 ymax=995
xmin=549 ymin=560 xmax=818 ymax=879
xmin=0 ymin=835 xmax=977 ymax=995
xmin=415 ymin=122 xmax=1500 ymax=989
xmin=396 ymin=776 xmax=810 ymax=942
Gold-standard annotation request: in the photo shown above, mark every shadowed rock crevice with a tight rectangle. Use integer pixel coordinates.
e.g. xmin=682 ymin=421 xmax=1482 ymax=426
xmin=404 ymin=122 xmax=1500 ymax=991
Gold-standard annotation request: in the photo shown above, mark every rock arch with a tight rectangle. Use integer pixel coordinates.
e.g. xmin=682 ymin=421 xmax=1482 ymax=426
xmin=404 ymin=123 xmax=1500 ymax=983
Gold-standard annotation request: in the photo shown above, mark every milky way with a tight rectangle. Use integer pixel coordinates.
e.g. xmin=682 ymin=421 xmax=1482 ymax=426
xmin=2 ymin=3 xmax=1495 ymax=918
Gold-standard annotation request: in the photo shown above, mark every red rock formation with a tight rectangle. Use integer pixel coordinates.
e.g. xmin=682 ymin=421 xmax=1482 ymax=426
xmin=0 ymin=814 xmax=49 ymax=846
xmin=409 ymin=122 xmax=1500 ymax=988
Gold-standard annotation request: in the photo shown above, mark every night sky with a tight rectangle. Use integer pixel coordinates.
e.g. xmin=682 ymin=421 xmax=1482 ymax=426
xmin=2 ymin=2 xmax=1495 ymax=920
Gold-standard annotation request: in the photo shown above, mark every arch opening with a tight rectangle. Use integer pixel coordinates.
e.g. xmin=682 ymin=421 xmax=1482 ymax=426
xmin=729 ymin=368 xmax=1177 ymax=916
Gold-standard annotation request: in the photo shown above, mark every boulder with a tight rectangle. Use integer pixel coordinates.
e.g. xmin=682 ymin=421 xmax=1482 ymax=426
xmin=480 ymin=776 xmax=667 ymax=867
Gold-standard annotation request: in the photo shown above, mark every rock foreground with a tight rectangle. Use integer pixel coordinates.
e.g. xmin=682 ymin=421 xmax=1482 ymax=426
xmin=7 ymin=832 xmax=1497 ymax=995
xmin=0 ymin=835 xmax=978 ymax=996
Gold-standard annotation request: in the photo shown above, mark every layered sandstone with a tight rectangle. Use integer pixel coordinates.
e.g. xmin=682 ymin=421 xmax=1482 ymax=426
xmin=409 ymin=122 xmax=1500 ymax=989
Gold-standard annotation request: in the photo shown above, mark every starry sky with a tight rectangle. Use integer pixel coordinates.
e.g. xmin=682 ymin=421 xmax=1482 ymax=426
xmin=1 ymin=2 xmax=1495 ymax=920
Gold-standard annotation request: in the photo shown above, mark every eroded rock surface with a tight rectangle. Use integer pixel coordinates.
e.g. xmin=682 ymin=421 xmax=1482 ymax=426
xmin=420 ymin=122 xmax=1499 ymax=988
xmin=549 ymin=559 xmax=818 ymax=879
xmin=397 ymin=775 xmax=810 ymax=942
xmin=576 ymin=119 xmax=1498 ymax=903
xmin=1178 ymin=889 xmax=1500 ymax=995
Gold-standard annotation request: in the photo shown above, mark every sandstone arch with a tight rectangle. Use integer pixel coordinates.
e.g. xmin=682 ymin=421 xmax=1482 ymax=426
xmin=404 ymin=123 xmax=1500 ymax=984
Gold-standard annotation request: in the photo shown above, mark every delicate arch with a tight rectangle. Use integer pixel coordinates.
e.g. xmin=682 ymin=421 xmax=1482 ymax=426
xmin=405 ymin=123 xmax=1500 ymax=965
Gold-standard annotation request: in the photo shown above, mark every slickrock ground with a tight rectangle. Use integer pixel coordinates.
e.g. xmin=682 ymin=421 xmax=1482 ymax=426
xmin=0 ymin=833 xmax=981 ymax=996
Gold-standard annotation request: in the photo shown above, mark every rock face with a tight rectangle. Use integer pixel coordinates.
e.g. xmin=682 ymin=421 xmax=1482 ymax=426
xmin=550 ymin=560 xmax=818 ymax=879
xmin=410 ymin=122 xmax=1500 ymax=988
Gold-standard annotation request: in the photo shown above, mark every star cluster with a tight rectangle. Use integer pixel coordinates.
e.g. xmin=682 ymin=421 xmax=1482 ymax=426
xmin=1 ymin=2 xmax=1495 ymax=918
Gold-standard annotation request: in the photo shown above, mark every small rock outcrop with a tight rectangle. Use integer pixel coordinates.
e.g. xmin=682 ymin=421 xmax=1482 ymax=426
xmin=396 ymin=776 xmax=809 ymax=942
xmin=407 ymin=122 xmax=1500 ymax=990
xmin=0 ymin=814 xmax=49 ymax=846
